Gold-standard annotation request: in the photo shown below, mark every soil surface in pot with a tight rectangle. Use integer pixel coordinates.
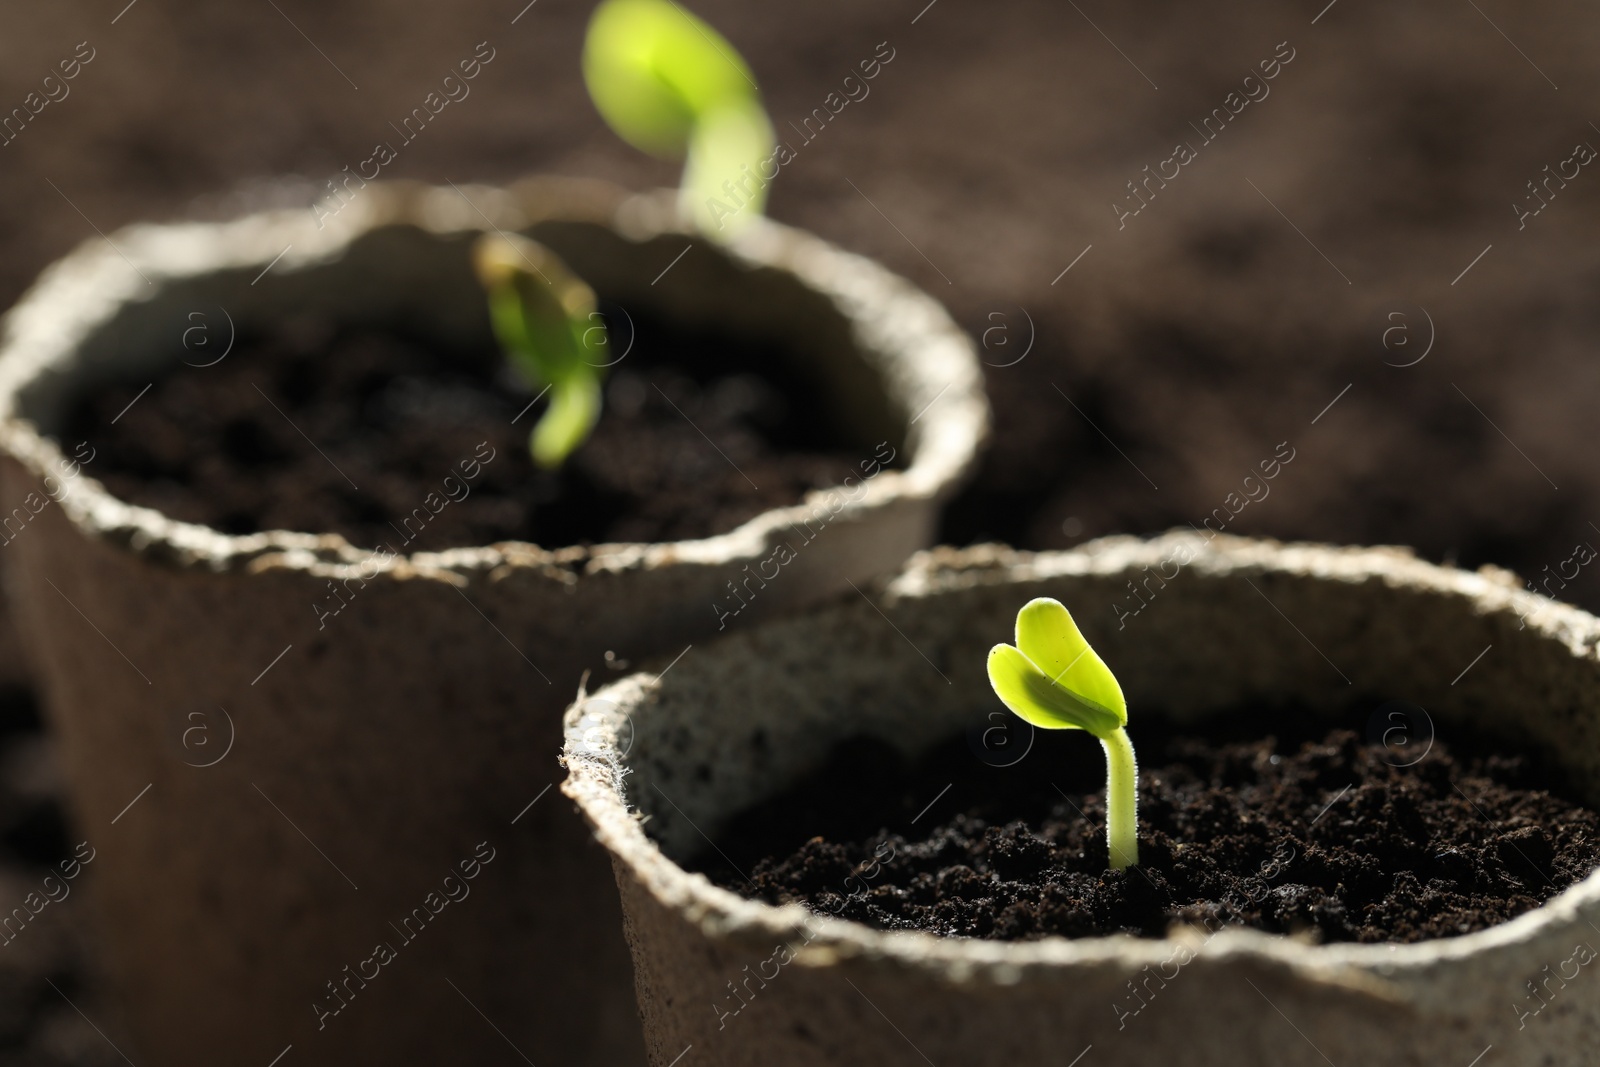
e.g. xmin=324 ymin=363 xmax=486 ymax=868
xmin=62 ymin=313 xmax=878 ymax=550
xmin=696 ymin=710 xmax=1600 ymax=943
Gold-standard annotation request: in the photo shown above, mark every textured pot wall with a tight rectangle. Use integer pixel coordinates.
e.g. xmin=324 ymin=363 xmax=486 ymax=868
xmin=611 ymin=870 xmax=1422 ymax=1067
xmin=2 ymin=493 xmax=646 ymax=1063
xmin=0 ymin=180 xmax=986 ymax=1065
xmin=565 ymin=535 xmax=1600 ymax=1067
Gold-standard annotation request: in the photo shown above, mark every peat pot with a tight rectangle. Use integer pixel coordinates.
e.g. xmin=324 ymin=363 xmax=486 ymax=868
xmin=564 ymin=534 xmax=1600 ymax=1067
xmin=0 ymin=177 xmax=987 ymax=1065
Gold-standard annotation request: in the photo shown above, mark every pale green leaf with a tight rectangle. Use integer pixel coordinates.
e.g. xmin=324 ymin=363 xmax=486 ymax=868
xmin=1013 ymin=597 xmax=1126 ymax=726
xmin=472 ymin=233 xmax=607 ymax=469
xmin=583 ymin=0 xmax=762 ymax=159
xmin=986 ymin=644 xmax=1123 ymax=736
xmin=584 ymin=0 xmax=774 ymax=237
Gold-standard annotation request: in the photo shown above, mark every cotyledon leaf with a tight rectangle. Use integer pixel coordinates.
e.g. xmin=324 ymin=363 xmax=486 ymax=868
xmin=1012 ymin=597 xmax=1126 ymax=727
xmin=987 ymin=643 xmax=1124 ymax=736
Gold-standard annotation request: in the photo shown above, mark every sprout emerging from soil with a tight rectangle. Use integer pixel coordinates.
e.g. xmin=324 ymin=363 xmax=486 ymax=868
xmin=987 ymin=597 xmax=1140 ymax=869
xmin=583 ymin=0 xmax=775 ymax=235
xmin=471 ymin=233 xmax=606 ymax=469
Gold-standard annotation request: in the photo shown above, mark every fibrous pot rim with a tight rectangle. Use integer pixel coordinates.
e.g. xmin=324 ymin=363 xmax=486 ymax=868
xmin=0 ymin=177 xmax=987 ymax=587
xmin=562 ymin=533 xmax=1600 ymax=996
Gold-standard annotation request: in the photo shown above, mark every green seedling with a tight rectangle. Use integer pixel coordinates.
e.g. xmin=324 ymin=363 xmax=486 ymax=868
xmin=583 ymin=0 xmax=775 ymax=234
xmin=987 ymin=597 xmax=1140 ymax=870
xmin=472 ymin=233 xmax=607 ymax=469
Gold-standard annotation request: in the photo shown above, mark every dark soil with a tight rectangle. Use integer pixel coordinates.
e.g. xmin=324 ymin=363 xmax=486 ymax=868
xmin=697 ymin=712 xmax=1600 ymax=944
xmin=61 ymin=314 xmax=869 ymax=551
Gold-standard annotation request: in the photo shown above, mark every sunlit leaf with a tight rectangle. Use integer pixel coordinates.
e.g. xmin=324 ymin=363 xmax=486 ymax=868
xmin=584 ymin=0 xmax=756 ymax=156
xmin=987 ymin=643 xmax=1122 ymax=736
xmin=1013 ymin=597 xmax=1126 ymax=726
xmin=472 ymin=234 xmax=606 ymax=469
xmin=987 ymin=596 xmax=1140 ymax=869
xmin=584 ymin=0 xmax=774 ymax=236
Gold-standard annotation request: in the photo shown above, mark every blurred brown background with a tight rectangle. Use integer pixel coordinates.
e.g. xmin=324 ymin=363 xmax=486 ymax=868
xmin=2 ymin=0 xmax=1598 ymax=596
xmin=0 ymin=0 xmax=1595 ymax=1059
xmin=4 ymin=0 xmax=1599 ymax=600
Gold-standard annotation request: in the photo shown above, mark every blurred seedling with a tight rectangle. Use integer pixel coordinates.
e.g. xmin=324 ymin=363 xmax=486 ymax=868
xmin=471 ymin=233 xmax=607 ymax=469
xmin=480 ymin=2 xmax=768 ymax=462
xmin=987 ymin=597 xmax=1141 ymax=869
xmin=584 ymin=0 xmax=775 ymax=234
